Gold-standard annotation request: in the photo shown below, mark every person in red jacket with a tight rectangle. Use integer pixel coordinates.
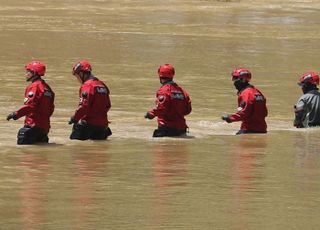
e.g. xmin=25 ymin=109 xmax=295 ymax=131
xmin=69 ymin=60 xmax=112 ymax=140
xmin=221 ymin=68 xmax=268 ymax=134
xmin=7 ymin=61 xmax=55 ymax=144
xmin=145 ymin=64 xmax=192 ymax=137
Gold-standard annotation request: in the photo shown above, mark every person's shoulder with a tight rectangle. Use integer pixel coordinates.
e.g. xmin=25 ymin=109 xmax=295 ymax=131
xmin=80 ymin=82 xmax=90 ymax=92
xmin=297 ymin=94 xmax=308 ymax=102
xmin=159 ymin=84 xmax=172 ymax=92
xmin=238 ymin=86 xmax=256 ymax=99
xmin=88 ymin=77 xmax=105 ymax=85
xmin=97 ymin=78 xmax=108 ymax=86
xmin=239 ymin=86 xmax=252 ymax=94
xmin=83 ymin=79 xmax=94 ymax=87
xmin=300 ymin=91 xmax=319 ymax=100
xmin=25 ymin=83 xmax=36 ymax=93
xmin=40 ymin=79 xmax=51 ymax=87
xmin=29 ymin=80 xmax=44 ymax=89
xmin=244 ymin=85 xmax=262 ymax=93
xmin=175 ymin=83 xmax=188 ymax=92
xmin=82 ymin=80 xmax=99 ymax=94
xmin=253 ymin=86 xmax=265 ymax=95
xmin=308 ymin=90 xmax=320 ymax=95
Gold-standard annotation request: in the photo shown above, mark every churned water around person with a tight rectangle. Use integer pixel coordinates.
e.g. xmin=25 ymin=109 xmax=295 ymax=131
xmin=1 ymin=0 xmax=320 ymax=229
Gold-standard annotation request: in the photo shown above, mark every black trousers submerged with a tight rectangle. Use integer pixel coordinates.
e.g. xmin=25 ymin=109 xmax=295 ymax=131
xmin=236 ymin=130 xmax=267 ymax=135
xmin=70 ymin=123 xmax=112 ymax=140
xmin=153 ymin=126 xmax=187 ymax=138
xmin=17 ymin=125 xmax=49 ymax=145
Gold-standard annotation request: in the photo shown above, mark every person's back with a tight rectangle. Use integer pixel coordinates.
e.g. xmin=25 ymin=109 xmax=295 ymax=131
xmin=6 ymin=61 xmax=55 ymax=144
xmin=78 ymin=77 xmax=111 ymax=127
xmin=296 ymin=90 xmax=320 ymax=127
xmin=156 ymin=81 xmax=191 ymax=131
xmin=22 ymin=79 xmax=55 ymax=133
xmin=236 ymin=86 xmax=267 ymax=132
xmin=221 ymin=68 xmax=267 ymax=134
xmin=145 ymin=64 xmax=192 ymax=137
xmin=69 ymin=60 xmax=112 ymax=140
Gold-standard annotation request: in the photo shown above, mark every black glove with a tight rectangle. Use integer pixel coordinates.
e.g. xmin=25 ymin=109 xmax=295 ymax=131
xmin=68 ymin=116 xmax=77 ymax=125
xmin=221 ymin=115 xmax=231 ymax=123
xmin=6 ymin=112 xmax=17 ymax=121
xmin=144 ymin=112 xmax=154 ymax=119
xmin=294 ymin=119 xmax=303 ymax=128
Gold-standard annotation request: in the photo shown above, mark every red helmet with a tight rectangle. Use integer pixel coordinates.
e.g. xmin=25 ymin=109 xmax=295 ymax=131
xmin=72 ymin=60 xmax=92 ymax=75
xmin=298 ymin=71 xmax=319 ymax=86
xmin=231 ymin=68 xmax=252 ymax=82
xmin=25 ymin=61 xmax=46 ymax=76
xmin=158 ymin=64 xmax=175 ymax=79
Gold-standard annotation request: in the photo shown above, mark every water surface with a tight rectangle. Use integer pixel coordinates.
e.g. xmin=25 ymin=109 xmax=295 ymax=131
xmin=1 ymin=0 xmax=320 ymax=229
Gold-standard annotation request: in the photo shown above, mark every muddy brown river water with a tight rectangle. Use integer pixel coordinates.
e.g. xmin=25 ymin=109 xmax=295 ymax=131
xmin=0 ymin=1 xmax=320 ymax=229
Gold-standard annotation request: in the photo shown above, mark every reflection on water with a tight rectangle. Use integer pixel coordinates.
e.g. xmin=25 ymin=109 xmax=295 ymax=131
xmin=151 ymin=142 xmax=188 ymax=229
xmin=19 ymin=151 xmax=49 ymax=230
xmin=1 ymin=0 xmax=320 ymax=229
xmin=70 ymin=147 xmax=109 ymax=230
xmin=231 ymin=136 xmax=266 ymax=193
xmin=152 ymin=142 xmax=188 ymax=189
xmin=230 ymin=136 xmax=267 ymax=230
xmin=1 ymin=131 xmax=320 ymax=229
xmin=294 ymin=131 xmax=320 ymax=193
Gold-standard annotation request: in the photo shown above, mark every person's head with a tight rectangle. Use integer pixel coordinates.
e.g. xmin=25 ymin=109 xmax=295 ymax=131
xmin=158 ymin=64 xmax=175 ymax=84
xmin=231 ymin=68 xmax=251 ymax=91
xmin=25 ymin=61 xmax=46 ymax=82
xmin=72 ymin=60 xmax=92 ymax=84
xmin=298 ymin=71 xmax=319 ymax=94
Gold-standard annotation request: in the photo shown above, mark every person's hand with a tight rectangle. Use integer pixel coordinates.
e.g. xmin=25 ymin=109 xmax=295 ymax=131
xmin=68 ymin=116 xmax=77 ymax=125
xmin=6 ymin=112 xmax=17 ymax=121
xmin=144 ymin=112 xmax=154 ymax=119
xmin=294 ymin=119 xmax=303 ymax=128
xmin=221 ymin=115 xmax=231 ymax=123
xmin=294 ymin=123 xmax=303 ymax=128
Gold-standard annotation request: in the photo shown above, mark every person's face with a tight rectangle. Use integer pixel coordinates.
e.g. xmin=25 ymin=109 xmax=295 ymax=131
xmin=25 ymin=70 xmax=34 ymax=82
xmin=233 ymin=77 xmax=241 ymax=88
xmin=301 ymin=84 xmax=309 ymax=94
xmin=233 ymin=77 xmax=247 ymax=91
xmin=159 ymin=77 xmax=165 ymax=84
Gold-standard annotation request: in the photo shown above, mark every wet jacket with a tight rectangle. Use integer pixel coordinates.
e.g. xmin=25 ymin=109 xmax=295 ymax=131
xmin=294 ymin=90 xmax=320 ymax=127
xmin=148 ymin=81 xmax=192 ymax=130
xmin=73 ymin=77 xmax=111 ymax=127
xmin=15 ymin=79 xmax=55 ymax=133
xmin=229 ymin=85 xmax=267 ymax=132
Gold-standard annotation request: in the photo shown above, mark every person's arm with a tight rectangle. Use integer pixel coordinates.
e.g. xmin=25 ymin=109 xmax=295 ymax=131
xmin=73 ymin=85 xmax=92 ymax=122
xmin=184 ymin=92 xmax=192 ymax=115
xmin=146 ymin=87 xmax=170 ymax=119
xmin=15 ymin=85 xmax=40 ymax=119
xmin=229 ymin=93 xmax=253 ymax=122
xmin=294 ymin=97 xmax=306 ymax=128
xmin=105 ymin=85 xmax=111 ymax=112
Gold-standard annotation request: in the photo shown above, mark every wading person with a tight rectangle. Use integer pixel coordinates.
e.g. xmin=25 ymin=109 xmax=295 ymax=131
xmin=69 ymin=60 xmax=112 ymax=140
xmin=145 ymin=64 xmax=192 ymax=137
xmin=7 ymin=61 xmax=55 ymax=144
xmin=294 ymin=71 xmax=320 ymax=128
xmin=221 ymin=68 xmax=267 ymax=134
